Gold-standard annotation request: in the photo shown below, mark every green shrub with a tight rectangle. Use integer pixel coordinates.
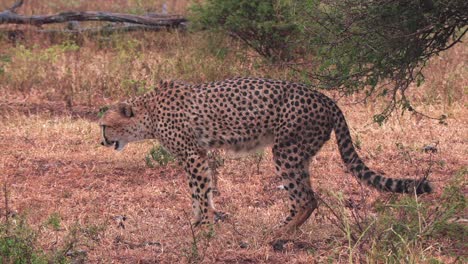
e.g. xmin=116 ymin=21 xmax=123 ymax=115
xmin=368 ymin=170 xmax=466 ymax=262
xmin=46 ymin=212 xmax=62 ymax=231
xmin=190 ymin=0 xmax=300 ymax=61
xmin=145 ymin=145 xmax=175 ymax=167
xmin=0 ymin=54 xmax=11 ymax=77
xmin=0 ymin=210 xmax=99 ymax=264
xmin=0 ymin=217 xmax=48 ymax=264
xmin=192 ymin=0 xmax=467 ymax=122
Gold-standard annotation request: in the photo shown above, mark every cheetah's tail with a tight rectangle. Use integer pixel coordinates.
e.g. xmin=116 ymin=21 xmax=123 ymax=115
xmin=332 ymin=106 xmax=432 ymax=195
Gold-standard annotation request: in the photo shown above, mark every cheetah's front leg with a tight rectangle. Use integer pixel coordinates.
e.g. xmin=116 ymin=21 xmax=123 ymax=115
xmin=184 ymin=153 xmax=223 ymax=226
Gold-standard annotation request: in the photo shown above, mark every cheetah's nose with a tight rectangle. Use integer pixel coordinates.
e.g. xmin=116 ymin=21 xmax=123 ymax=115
xmin=101 ymin=141 xmax=105 ymax=146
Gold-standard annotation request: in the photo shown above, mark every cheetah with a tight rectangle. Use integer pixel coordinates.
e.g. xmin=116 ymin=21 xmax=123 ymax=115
xmin=99 ymin=77 xmax=432 ymax=230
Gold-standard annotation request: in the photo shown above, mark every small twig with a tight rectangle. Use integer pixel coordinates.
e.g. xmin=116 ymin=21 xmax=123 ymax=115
xmin=221 ymin=214 xmax=243 ymax=237
xmin=8 ymin=0 xmax=23 ymax=13
xmin=183 ymin=209 xmax=198 ymax=249
xmin=115 ymin=238 xmax=161 ymax=249
xmin=317 ymin=195 xmax=358 ymax=242
xmin=182 ymin=209 xmax=201 ymax=263
xmin=350 ymin=205 xmax=363 ymax=233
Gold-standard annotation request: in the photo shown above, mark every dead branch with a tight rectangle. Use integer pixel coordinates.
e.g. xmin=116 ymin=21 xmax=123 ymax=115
xmin=7 ymin=0 xmax=23 ymax=12
xmin=0 ymin=0 xmax=187 ymax=29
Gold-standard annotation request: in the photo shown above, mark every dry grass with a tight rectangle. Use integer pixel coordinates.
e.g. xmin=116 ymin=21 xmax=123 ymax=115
xmin=0 ymin=1 xmax=467 ymax=263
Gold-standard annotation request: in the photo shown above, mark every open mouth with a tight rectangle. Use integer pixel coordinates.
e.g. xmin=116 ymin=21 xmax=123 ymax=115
xmin=101 ymin=140 xmax=124 ymax=151
xmin=111 ymin=140 xmax=127 ymax=151
xmin=112 ymin=141 xmax=120 ymax=150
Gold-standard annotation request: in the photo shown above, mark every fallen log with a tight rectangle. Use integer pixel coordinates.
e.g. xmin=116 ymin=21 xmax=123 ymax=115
xmin=0 ymin=0 xmax=187 ymax=29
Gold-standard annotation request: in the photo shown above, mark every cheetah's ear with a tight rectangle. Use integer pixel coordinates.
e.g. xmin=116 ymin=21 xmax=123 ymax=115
xmin=118 ymin=103 xmax=134 ymax=118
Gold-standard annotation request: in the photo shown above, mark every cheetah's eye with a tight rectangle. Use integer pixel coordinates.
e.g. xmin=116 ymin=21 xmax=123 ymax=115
xmin=118 ymin=103 xmax=134 ymax=118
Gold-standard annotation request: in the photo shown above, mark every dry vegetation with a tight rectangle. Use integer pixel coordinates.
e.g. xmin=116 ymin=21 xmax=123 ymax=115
xmin=0 ymin=1 xmax=467 ymax=263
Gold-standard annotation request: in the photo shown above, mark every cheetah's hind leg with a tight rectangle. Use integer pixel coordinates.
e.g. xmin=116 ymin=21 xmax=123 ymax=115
xmin=270 ymin=169 xmax=318 ymax=250
xmin=272 ymin=144 xmax=319 ymax=232
xmin=281 ymin=171 xmax=318 ymax=232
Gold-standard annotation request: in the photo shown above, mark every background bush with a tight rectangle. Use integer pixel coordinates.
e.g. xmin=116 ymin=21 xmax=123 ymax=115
xmin=191 ymin=0 xmax=468 ymax=122
xmin=191 ymin=0 xmax=300 ymax=61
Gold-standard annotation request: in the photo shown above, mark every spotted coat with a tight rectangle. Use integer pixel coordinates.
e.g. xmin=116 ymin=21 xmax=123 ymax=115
xmin=99 ymin=77 xmax=432 ymax=229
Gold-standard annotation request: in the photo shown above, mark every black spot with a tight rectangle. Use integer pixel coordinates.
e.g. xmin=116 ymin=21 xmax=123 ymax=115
xmin=344 ymin=148 xmax=353 ymax=158
xmin=395 ymin=180 xmax=404 ymax=193
xmin=373 ymin=176 xmax=381 ymax=187
xmin=363 ymin=171 xmax=372 ymax=180
xmin=385 ymin=179 xmax=393 ymax=191
xmin=423 ymin=182 xmax=432 ymax=193
xmin=355 ymin=164 xmax=363 ymax=172
xmin=342 ymin=139 xmax=350 ymax=149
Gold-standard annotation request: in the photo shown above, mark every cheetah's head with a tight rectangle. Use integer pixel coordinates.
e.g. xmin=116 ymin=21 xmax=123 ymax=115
xmin=98 ymin=102 xmax=149 ymax=151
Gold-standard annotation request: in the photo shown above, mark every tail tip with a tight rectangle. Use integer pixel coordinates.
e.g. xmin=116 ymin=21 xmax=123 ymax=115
xmin=415 ymin=179 xmax=433 ymax=195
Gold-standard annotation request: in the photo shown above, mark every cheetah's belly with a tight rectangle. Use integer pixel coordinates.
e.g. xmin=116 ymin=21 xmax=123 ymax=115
xmin=195 ymin=128 xmax=275 ymax=154
xmin=222 ymin=132 xmax=274 ymax=153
